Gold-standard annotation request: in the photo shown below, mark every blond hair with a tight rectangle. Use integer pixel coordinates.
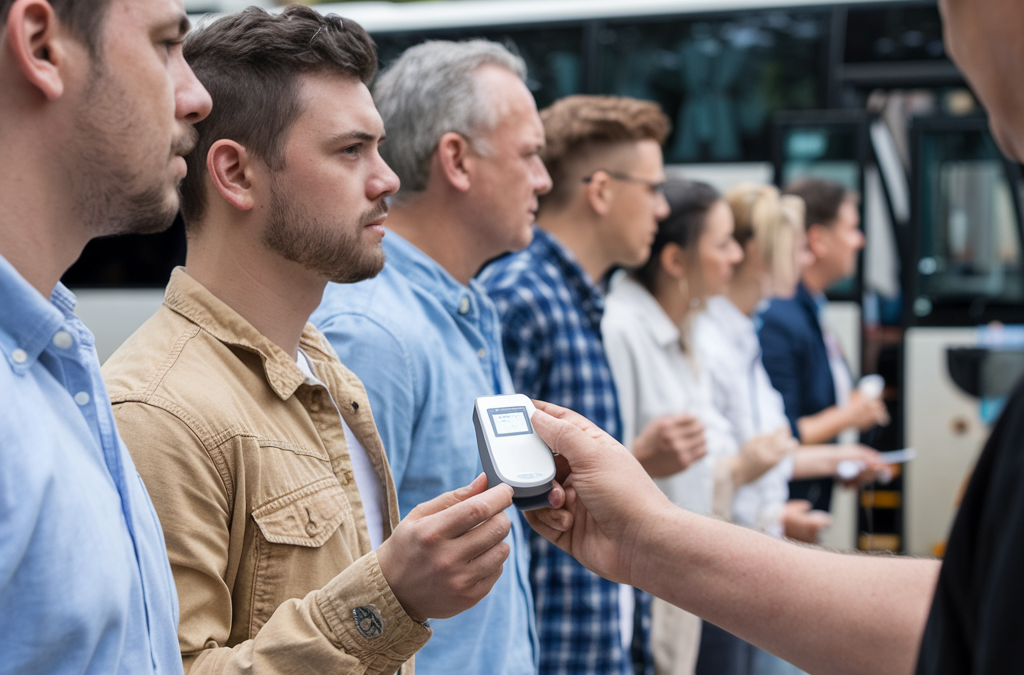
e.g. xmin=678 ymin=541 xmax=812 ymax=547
xmin=726 ymin=183 xmax=805 ymax=289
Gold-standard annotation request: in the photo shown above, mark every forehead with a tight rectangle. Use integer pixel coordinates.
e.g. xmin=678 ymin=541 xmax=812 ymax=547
xmin=102 ymin=0 xmax=188 ymax=41
xmin=474 ymin=66 xmax=543 ymax=142
xmin=289 ymin=73 xmax=382 ymax=140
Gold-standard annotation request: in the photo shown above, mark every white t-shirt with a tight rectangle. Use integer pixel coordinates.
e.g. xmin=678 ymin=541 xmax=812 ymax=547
xmin=297 ymin=351 xmax=384 ymax=551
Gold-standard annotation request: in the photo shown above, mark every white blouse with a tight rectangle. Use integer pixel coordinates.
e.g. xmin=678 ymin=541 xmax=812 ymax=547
xmin=694 ymin=295 xmax=793 ymax=537
xmin=603 ymin=275 xmax=738 ymax=516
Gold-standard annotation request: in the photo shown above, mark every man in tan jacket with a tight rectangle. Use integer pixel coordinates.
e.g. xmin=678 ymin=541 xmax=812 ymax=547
xmin=102 ymin=7 xmax=516 ymax=674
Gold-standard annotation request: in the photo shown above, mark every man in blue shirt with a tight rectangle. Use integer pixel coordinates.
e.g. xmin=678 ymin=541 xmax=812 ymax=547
xmin=480 ymin=95 xmax=673 ymax=675
xmin=0 ymin=0 xmax=212 ymax=672
xmin=312 ymin=40 xmax=553 ymax=675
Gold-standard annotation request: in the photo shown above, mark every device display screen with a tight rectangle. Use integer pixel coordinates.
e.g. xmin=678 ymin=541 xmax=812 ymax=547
xmin=487 ymin=406 xmax=533 ymax=437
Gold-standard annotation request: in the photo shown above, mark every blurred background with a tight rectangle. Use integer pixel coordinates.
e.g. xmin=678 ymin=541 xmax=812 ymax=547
xmin=71 ymin=0 xmax=1024 ymax=561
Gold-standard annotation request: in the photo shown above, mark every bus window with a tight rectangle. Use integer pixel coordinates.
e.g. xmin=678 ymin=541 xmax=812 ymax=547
xmin=844 ymin=4 xmax=946 ymax=64
xmin=910 ymin=117 xmax=1024 ymax=324
xmin=373 ymin=24 xmax=584 ymax=109
xmin=597 ymin=9 xmax=826 ymax=163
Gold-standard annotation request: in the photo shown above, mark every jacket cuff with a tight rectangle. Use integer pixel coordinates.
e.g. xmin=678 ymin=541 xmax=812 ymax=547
xmin=316 ymin=550 xmax=431 ymax=668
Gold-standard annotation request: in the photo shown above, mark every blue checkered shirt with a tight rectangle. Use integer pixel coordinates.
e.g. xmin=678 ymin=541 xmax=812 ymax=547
xmin=480 ymin=227 xmax=654 ymax=675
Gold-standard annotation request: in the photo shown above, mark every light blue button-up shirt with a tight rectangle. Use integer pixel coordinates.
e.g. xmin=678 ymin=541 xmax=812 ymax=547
xmin=0 ymin=253 xmax=182 ymax=675
xmin=312 ymin=230 xmax=537 ymax=675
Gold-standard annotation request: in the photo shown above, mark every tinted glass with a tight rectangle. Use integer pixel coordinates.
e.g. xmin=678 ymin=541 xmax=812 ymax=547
xmin=914 ymin=125 xmax=1024 ymax=317
xmin=844 ymin=5 xmax=946 ymax=64
xmin=598 ymin=10 xmax=826 ymax=163
xmin=373 ymin=24 xmax=584 ymax=109
xmin=62 ymin=215 xmax=187 ymax=288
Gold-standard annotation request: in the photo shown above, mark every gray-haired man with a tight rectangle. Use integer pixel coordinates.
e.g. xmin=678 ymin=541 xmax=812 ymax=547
xmin=311 ymin=40 xmax=552 ymax=675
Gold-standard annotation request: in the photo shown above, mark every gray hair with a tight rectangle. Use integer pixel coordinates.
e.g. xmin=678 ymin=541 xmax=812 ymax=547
xmin=373 ymin=39 xmax=528 ymax=202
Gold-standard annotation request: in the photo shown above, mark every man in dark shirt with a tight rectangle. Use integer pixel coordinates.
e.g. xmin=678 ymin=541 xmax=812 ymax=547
xmin=518 ymin=3 xmax=1024 ymax=673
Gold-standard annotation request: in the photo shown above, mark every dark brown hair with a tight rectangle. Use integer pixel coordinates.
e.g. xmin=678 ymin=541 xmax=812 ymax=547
xmin=538 ymin=95 xmax=671 ymax=211
xmin=782 ymin=176 xmax=855 ymax=229
xmin=1 ymin=0 xmax=112 ymax=55
xmin=179 ymin=5 xmax=377 ymax=228
xmin=632 ymin=180 xmax=721 ymax=294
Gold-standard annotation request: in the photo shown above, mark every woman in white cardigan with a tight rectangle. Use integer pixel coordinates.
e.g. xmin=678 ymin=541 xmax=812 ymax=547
xmin=603 ymin=181 xmax=795 ymax=675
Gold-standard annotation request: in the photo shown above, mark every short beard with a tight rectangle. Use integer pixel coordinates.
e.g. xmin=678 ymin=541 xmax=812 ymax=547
xmin=262 ymin=181 xmax=387 ymax=284
xmin=70 ymin=60 xmax=190 ymax=238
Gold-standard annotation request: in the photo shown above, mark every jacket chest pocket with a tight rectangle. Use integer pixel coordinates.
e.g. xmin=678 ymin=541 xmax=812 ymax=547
xmin=248 ymin=479 xmax=359 ymax=635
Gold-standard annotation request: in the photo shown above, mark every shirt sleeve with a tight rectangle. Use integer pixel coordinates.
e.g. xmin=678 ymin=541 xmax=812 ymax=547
xmin=317 ymin=313 xmax=418 ymax=490
xmin=757 ymin=314 xmax=804 ymax=439
xmin=113 ymin=401 xmax=429 ymax=675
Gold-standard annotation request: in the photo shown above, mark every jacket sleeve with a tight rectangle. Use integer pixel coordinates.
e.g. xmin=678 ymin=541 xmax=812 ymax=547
xmin=113 ymin=400 xmax=430 ymax=675
xmin=757 ymin=312 xmax=804 ymax=440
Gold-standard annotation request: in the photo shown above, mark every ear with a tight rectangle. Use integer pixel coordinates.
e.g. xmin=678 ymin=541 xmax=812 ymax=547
xmin=5 ymin=0 xmax=72 ymax=100
xmin=207 ymin=140 xmax=256 ymax=211
xmin=806 ymin=224 xmax=829 ymax=260
xmin=435 ymin=131 xmax=473 ymax=193
xmin=659 ymin=242 xmax=688 ymax=280
xmin=584 ymin=170 xmax=614 ymax=216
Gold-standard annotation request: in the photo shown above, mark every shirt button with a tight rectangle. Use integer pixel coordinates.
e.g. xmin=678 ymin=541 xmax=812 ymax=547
xmin=477 ymin=348 xmax=486 ymax=359
xmin=74 ymin=392 xmax=91 ymax=406
xmin=11 ymin=348 xmax=27 ymax=364
xmin=52 ymin=331 xmax=73 ymax=349
xmin=459 ymin=297 xmax=471 ymax=314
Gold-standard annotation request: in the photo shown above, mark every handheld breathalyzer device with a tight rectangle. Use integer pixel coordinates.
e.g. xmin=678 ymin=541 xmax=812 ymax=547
xmin=473 ymin=394 xmax=556 ymax=510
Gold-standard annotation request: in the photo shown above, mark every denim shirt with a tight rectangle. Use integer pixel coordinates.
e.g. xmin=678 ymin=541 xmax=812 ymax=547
xmin=312 ymin=230 xmax=538 ymax=675
xmin=0 ymin=253 xmax=181 ymax=675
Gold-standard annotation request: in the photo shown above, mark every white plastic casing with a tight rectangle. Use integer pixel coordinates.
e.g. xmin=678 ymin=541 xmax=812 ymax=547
xmin=473 ymin=394 xmax=556 ymax=510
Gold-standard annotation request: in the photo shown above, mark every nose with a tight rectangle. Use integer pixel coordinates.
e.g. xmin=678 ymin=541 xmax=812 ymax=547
xmin=173 ymin=54 xmax=212 ymax=123
xmin=369 ymin=155 xmax=401 ymax=200
xmin=654 ymin=191 xmax=671 ymax=220
xmin=534 ymin=157 xmax=553 ymax=195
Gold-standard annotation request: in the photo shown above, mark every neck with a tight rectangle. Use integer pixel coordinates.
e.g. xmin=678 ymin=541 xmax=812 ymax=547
xmin=386 ymin=193 xmax=490 ymax=285
xmin=537 ymin=209 xmax=612 ymax=285
xmin=650 ymin=274 xmax=690 ymax=326
xmin=185 ymin=222 xmax=324 ymax=360
xmin=0 ymin=122 xmax=91 ymax=297
xmin=727 ymin=266 xmax=766 ymax=317
xmin=801 ymin=265 xmax=830 ymax=296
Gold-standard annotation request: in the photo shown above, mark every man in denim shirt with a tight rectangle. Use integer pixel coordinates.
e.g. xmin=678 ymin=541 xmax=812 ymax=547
xmin=0 ymin=0 xmax=212 ymax=672
xmin=313 ymin=40 xmax=552 ymax=675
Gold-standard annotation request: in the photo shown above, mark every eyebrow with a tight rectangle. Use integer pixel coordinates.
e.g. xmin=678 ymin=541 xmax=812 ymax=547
xmin=327 ymin=131 xmax=385 ymax=145
xmin=156 ymin=13 xmax=191 ymax=39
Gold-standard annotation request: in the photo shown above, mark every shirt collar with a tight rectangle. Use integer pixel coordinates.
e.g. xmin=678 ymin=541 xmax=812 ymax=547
xmin=611 ymin=275 xmax=680 ymax=347
xmin=162 ymin=267 xmax=328 ymax=401
xmin=532 ymin=228 xmax=606 ymax=330
xmin=382 ymin=229 xmax=486 ymax=320
xmin=0 ymin=253 xmax=70 ymax=372
xmin=706 ymin=295 xmax=759 ymax=356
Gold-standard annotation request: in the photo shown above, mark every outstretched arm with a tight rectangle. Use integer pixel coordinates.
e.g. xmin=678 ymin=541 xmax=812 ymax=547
xmin=526 ymin=401 xmax=939 ymax=675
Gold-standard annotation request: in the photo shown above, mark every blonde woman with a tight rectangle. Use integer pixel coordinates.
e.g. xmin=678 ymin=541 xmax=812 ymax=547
xmin=694 ymin=183 xmax=888 ymax=674
xmin=603 ymin=181 xmax=794 ymax=675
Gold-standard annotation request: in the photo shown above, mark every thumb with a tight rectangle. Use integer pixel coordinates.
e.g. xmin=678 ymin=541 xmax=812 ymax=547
xmin=531 ymin=408 xmax=594 ymax=467
xmin=406 ymin=472 xmax=492 ymax=520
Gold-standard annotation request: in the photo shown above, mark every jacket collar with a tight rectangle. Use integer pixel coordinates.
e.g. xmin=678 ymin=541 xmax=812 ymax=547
xmin=611 ymin=274 xmax=680 ymax=348
xmin=533 ymin=227 xmax=606 ymax=332
xmin=162 ymin=267 xmax=330 ymax=401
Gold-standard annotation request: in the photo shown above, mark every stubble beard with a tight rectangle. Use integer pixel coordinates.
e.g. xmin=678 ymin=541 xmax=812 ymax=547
xmin=71 ymin=60 xmax=189 ymax=239
xmin=262 ymin=178 xmax=387 ymax=285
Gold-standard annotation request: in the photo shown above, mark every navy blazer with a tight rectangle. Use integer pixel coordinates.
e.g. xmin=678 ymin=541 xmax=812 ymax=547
xmin=758 ymin=282 xmax=839 ymax=511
